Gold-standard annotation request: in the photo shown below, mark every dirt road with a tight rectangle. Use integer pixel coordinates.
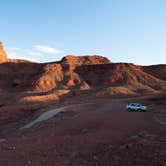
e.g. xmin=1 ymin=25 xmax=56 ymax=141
xmin=0 ymin=96 xmax=165 ymax=166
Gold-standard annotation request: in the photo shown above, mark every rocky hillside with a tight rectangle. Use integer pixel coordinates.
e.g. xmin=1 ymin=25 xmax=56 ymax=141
xmin=142 ymin=65 xmax=166 ymax=81
xmin=0 ymin=42 xmax=165 ymax=96
xmin=0 ymin=42 xmax=165 ymax=125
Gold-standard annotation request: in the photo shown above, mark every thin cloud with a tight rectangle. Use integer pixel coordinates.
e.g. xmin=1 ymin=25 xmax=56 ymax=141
xmin=33 ymin=45 xmax=62 ymax=54
xmin=7 ymin=49 xmax=42 ymax=61
xmin=10 ymin=47 xmax=21 ymax=51
xmin=6 ymin=45 xmax=64 ymax=62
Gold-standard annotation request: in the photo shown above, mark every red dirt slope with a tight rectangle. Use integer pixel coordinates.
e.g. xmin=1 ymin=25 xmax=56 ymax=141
xmin=142 ymin=65 xmax=166 ymax=81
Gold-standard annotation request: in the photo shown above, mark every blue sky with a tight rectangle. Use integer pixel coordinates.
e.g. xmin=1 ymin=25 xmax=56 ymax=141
xmin=0 ymin=0 xmax=166 ymax=65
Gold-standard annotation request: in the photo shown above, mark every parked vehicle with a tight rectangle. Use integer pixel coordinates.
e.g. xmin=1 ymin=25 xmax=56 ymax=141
xmin=126 ymin=103 xmax=147 ymax=112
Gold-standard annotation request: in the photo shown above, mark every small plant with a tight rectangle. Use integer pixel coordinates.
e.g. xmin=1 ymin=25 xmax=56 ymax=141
xmin=133 ymin=132 xmax=155 ymax=139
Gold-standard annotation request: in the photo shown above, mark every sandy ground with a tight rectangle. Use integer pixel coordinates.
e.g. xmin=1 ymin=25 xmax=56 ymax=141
xmin=0 ymin=95 xmax=165 ymax=166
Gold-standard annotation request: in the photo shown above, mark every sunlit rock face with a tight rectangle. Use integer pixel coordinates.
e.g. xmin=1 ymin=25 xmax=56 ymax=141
xmin=0 ymin=41 xmax=8 ymax=62
xmin=61 ymin=55 xmax=111 ymax=66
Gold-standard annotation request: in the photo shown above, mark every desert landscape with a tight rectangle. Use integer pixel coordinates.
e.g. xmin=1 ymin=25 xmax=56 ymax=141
xmin=0 ymin=42 xmax=165 ymax=165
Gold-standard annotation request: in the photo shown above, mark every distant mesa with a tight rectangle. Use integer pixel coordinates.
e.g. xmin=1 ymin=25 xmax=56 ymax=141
xmin=0 ymin=41 xmax=111 ymax=65
xmin=0 ymin=41 xmax=165 ymax=96
xmin=60 ymin=55 xmax=111 ymax=65
xmin=0 ymin=41 xmax=8 ymax=61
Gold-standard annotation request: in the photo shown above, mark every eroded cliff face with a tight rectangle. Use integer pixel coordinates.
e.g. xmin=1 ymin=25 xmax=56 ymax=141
xmin=0 ymin=42 xmax=7 ymax=62
xmin=0 ymin=41 xmax=165 ymax=95
xmin=60 ymin=55 xmax=111 ymax=65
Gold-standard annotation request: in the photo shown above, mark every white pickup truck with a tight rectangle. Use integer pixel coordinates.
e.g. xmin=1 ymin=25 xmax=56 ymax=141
xmin=126 ymin=103 xmax=147 ymax=112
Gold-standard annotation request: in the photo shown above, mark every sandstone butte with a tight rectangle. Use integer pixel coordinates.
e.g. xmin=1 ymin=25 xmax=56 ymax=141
xmin=0 ymin=41 xmax=165 ymax=95
xmin=0 ymin=41 xmax=8 ymax=62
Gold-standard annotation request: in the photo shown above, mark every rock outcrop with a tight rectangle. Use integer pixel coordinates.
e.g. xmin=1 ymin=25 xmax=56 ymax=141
xmin=0 ymin=41 xmax=7 ymax=62
xmin=60 ymin=55 xmax=111 ymax=65
xmin=0 ymin=42 xmax=165 ymax=95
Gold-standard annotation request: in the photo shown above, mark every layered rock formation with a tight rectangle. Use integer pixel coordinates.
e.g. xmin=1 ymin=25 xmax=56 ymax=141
xmin=60 ymin=55 xmax=111 ymax=65
xmin=0 ymin=42 xmax=165 ymax=96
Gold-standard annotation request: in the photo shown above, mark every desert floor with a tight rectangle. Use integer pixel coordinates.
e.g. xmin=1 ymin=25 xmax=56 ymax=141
xmin=0 ymin=94 xmax=165 ymax=166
